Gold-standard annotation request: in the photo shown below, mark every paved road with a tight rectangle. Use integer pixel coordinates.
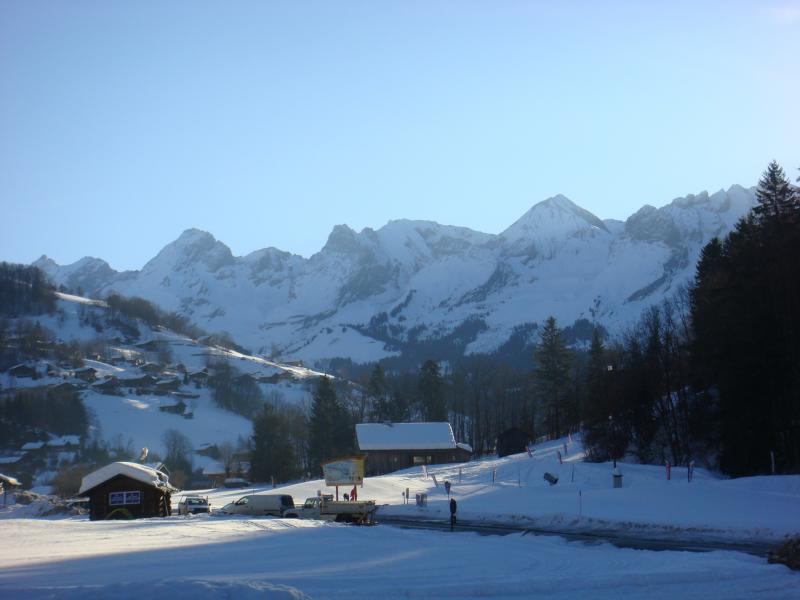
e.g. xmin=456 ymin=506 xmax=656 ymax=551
xmin=378 ymin=515 xmax=777 ymax=557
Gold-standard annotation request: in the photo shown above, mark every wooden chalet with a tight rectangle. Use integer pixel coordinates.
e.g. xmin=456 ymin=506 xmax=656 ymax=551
xmin=8 ymin=364 xmax=38 ymax=379
xmin=79 ymin=462 xmax=177 ymax=520
xmin=140 ymin=362 xmax=164 ymax=375
xmin=73 ymin=367 xmax=98 ymax=382
xmin=355 ymin=422 xmax=472 ymax=476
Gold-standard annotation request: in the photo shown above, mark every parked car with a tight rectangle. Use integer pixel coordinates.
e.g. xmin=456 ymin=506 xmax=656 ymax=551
xmin=218 ymin=494 xmax=294 ymax=516
xmin=177 ymin=495 xmax=211 ymax=515
xmin=223 ymin=477 xmax=251 ymax=488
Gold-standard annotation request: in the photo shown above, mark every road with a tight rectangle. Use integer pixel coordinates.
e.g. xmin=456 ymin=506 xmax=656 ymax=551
xmin=377 ymin=515 xmax=777 ymax=557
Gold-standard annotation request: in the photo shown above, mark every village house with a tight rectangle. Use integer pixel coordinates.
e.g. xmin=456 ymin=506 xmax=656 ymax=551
xmin=188 ymin=370 xmax=209 ymax=386
xmin=78 ymin=461 xmax=177 ymax=520
xmin=140 ymin=362 xmax=163 ymax=375
xmin=355 ymin=422 xmax=472 ymax=476
xmin=8 ymin=364 xmax=38 ymax=379
xmin=73 ymin=367 xmax=98 ymax=383
xmin=92 ymin=376 xmax=121 ymax=394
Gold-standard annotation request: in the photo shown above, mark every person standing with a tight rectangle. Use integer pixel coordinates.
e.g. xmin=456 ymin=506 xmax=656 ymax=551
xmin=449 ymin=496 xmax=457 ymax=531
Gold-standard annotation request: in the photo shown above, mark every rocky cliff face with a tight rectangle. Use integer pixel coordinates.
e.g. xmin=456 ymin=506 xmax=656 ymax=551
xmin=34 ymin=185 xmax=755 ymax=364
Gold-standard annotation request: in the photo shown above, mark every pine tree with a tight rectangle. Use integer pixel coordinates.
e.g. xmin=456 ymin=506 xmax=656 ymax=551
xmin=251 ymin=404 xmax=299 ymax=483
xmin=367 ymin=364 xmax=391 ymax=421
xmin=418 ymin=360 xmax=446 ymax=421
xmin=753 ymin=160 xmax=798 ymax=223
xmin=533 ymin=317 xmax=572 ymax=438
xmin=308 ymin=376 xmax=352 ymax=474
xmin=690 ymin=162 xmax=800 ymax=474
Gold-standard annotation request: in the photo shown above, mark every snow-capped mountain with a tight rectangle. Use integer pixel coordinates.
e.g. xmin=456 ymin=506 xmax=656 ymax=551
xmin=33 ymin=185 xmax=756 ymax=365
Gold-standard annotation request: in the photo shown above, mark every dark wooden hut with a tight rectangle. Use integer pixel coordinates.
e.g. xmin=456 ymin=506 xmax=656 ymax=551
xmin=496 ymin=427 xmax=532 ymax=457
xmin=79 ymin=462 xmax=176 ymax=520
xmin=8 ymin=364 xmax=38 ymax=379
xmin=356 ymin=422 xmax=472 ymax=476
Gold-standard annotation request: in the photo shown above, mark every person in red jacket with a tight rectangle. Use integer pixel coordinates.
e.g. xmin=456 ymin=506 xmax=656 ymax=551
xmin=350 ymin=486 xmax=357 ymax=501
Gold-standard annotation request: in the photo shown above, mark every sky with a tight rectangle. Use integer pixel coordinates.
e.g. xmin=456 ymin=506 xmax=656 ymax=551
xmin=1 ymin=1 xmax=798 ymax=271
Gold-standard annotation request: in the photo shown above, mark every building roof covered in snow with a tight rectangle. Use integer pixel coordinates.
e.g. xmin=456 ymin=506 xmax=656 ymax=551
xmin=202 ymin=461 xmax=226 ymax=476
xmin=0 ymin=473 xmax=22 ymax=486
xmin=21 ymin=441 xmax=45 ymax=451
xmin=78 ymin=461 xmax=176 ymax=495
xmin=47 ymin=435 xmax=80 ymax=447
xmin=356 ymin=422 xmax=457 ymax=451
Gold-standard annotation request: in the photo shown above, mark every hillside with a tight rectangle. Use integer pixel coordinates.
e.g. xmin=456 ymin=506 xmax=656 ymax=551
xmin=34 ymin=186 xmax=756 ymax=366
xmin=0 ymin=290 xmax=329 ymax=490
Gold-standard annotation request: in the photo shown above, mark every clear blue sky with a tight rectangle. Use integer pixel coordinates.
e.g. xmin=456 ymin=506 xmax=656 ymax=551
xmin=1 ymin=1 xmax=798 ymax=270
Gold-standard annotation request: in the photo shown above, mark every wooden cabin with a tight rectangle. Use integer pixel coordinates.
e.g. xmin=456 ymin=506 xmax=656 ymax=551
xmin=79 ymin=462 xmax=176 ymax=520
xmin=355 ymin=422 xmax=472 ymax=476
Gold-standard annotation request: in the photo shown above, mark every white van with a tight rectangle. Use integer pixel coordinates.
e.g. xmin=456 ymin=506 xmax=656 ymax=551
xmin=219 ymin=494 xmax=294 ymax=516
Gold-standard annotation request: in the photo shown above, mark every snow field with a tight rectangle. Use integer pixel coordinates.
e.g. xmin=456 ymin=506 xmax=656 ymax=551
xmin=0 ymin=514 xmax=797 ymax=599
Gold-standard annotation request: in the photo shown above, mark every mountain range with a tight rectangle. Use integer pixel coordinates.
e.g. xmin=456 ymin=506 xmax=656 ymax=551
xmin=33 ymin=185 xmax=756 ymax=367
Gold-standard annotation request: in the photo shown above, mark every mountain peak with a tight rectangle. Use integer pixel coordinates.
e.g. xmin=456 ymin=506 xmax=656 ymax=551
xmin=321 ymin=224 xmax=360 ymax=254
xmin=501 ymin=194 xmax=608 ymax=245
xmin=174 ymin=228 xmax=217 ymax=246
xmin=145 ymin=228 xmax=234 ymax=272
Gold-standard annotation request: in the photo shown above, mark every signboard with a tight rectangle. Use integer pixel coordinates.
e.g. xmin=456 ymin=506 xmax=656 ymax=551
xmin=322 ymin=457 xmax=365 ymax=486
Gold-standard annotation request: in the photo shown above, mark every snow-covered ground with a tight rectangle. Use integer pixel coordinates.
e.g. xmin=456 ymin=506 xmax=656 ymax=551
xmin=2 ymin=436 xmax=798 ymax=598
xmin=1 ymin=516 xmax=797 ymax=599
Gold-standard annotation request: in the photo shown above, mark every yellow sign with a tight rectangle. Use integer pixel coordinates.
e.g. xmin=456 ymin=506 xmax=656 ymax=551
xmin=322 ymin=457 xmax=365 ymax=486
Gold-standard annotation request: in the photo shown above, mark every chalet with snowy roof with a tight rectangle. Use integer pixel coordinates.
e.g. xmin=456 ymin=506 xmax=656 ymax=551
xmin=73 ymin=366 xmax=98 ymax=382
xmin=92 ymin=376 xmax=121 ymax=394
xmin=8 ymin=364 xmax=38 ymax=379
xmin=140 ymin=362 xmax=163 ymax=375
xmin=21 ymin=441 xmax=46 ymax=451
xmin=188 ymin=370 xmax=209 ymax=385
xmin=46 ymin=435 xmax=80 ymax=451
xmin=155 ymin=378 xmax=181 ymax=392
xmin=355 ymin=422 xmax=472 ymax=476
xmin=79 ymin=461 xmax=177 ymax=520
xmin=1 ymin=473 xmax=21 ymax=506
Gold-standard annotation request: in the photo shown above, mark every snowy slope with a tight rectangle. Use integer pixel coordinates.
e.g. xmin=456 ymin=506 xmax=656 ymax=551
xmin=34 ymin=185 xmax=756 ymax=364
xmin=192 ymin=434 xmax=799 ymax=543
xmin=3 ymin=294 xmax=322 ymax=465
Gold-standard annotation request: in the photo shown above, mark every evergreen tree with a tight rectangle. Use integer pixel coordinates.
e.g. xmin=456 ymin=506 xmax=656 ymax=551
xmin=753 ymin=160 xmax=798 ymax=222
xmin=533 ymin=316 xmax=572 ymax=438
xmin=367 ymin=363 xmax=392 ymax=421
xmin=418 ymin=360 xmax=446 ymax=421
xmin=251 ymin=403 xmax=299 ymax=483
xmin=690 ymin=161 xmax=800 ymax=474
xmin=308 ymin=377 xmax=352 ymax=474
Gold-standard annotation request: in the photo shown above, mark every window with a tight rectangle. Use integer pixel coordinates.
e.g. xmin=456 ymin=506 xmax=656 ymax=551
xmin=108 ymin=491 xmax=141 ymax=506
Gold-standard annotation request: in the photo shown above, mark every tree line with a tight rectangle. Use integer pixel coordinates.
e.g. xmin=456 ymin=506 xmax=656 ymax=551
xmin=250 ymin=161 xmax=800 ymax=481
